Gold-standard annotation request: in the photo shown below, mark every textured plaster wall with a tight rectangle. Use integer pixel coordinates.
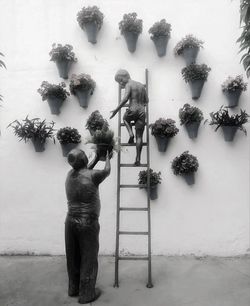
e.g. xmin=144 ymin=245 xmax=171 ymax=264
xmin=0 ymin=0 xmax=249 ymax=256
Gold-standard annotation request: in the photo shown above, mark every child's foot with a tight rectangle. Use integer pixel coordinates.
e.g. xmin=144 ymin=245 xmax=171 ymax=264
xmin=78 ymin=288 xmax=101 ymax=304
xmin=134 ymin=160 xmax=141 ymax=166
xmin=128 ymin=136 xmax=135 ymax=144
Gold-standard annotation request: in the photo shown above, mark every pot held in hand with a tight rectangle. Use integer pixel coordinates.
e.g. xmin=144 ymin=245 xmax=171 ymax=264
xmin=182 ymin=46 xmax=199 ymax=65
xmin=152 ymin=36 xmax=169 ymax=57
xmin=96 ymin=144 xmax=113 ymax=161
xmin=56 ymin=60 xmax=72 ymax=79
xmin=123 ymin=31 xmax=139 ymax=53
xmin=221 ymin=125 xmax=238 ymax=142
xmin=75 ymin=88 xmax=92 ymax=108
xmin=84 ymin=21 xmax=99 ymax=44
xmin=60 ymin=143 xmax=79 ymax=157
xmin=47 ymin=96 xmax=64 ymax=115
xmin=185 ymin=121 xmax=200 ymax=139
xmin=189 ymin=79 xmax=205 ymax=100
xmin=224 ymin=89 xmax=242 ymax=108
xmin=31 ymin=137 xmax=46 ymax=152
xmin=182 ymin=172 xmax=195 ymax=185
xmin=155 ymin=135 xmax=170 ymax=152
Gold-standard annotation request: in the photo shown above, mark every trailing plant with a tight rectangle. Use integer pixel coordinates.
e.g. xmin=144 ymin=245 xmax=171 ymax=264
xmin=174 ymin=34 xmax=204 ymax=55
xmin=8 ymin=117 xmax=55 ymax=143
xmin=207 ymin=106 xmax=249 ymax=134
xmin=77 ymin=6 xmax=104 ymax=30
xmin=182 ymin=64 xmax=211 ymax=83
xmin=221 ymin=75 xmax=247 ymax=92
xmin=172 ymin=151 xmax=199 ymax=175
xmin=138 ymin=169 xmax=162 ymax=187
xmin=69 ymin=73 xmax=96 ymax=95
xmin=57 ymin=127 xmax=81 ymax=144
xmin=179 ymin=103 xmax=204 ymax=125
xmin=148 ymin=19 xmax=171 ymax=38
xmin=119 ymin=12 xmax=143 ymax=34
xmin=150 ymin=118 xmax=179 ymax=138
xmin=37 ymin=81 xmax=70 ymax=101
xmin=85 ymin=110 xmax=109 ymax=133
xmin=0 ymin=52 xmax=6 ymax=69
xmin=49 ymin=44 xmax=77 ymax=62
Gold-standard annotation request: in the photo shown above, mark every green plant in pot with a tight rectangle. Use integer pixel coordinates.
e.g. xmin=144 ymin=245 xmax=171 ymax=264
xmin=179 ymin=103 xmax=204 ymax=139
xmin=49 ymin=44 xmax=77 ymax=79
xmin=221 ymin=75 xmax=247 ymax=108
xmin=8 ymin=117 xmax=55 ymax=152
xmin=150 ymin=118 xmax=179 ymax=152
xmin=69 ymin=73 xmax=96 ymax=108
xmin=119 ymin=12 xmax=143 ymax=53
xmin=77 ymin=6 xmax=104 ymax=44
xmin=182 ymin=63 xmax=211 ymax=100
xmin=171 ymin=151 xmax=199 ymax=185
xmin=174 ymin=35 xmax=204 ymax=65
xmin=57 ymin=127 xmax=81 ymax=157
xmin=207 ymin=106 xmax=249 ymax=142
xmin=37 ymin=81 xmax=70 ymax=115
xmin=85 ymin=110 xmax=109 ymax=136
xmin=148 ymin=19 xmax=171 ymax=57
xmin=138 ymin=168 xmax=162 ymax=200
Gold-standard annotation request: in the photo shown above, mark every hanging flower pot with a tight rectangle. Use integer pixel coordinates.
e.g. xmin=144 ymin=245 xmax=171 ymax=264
xmin=149 ymin=185 xmax=158 ymax=200
xmin=119 ymin=13 xmax=142 ymax=53
xmin=221 ymin=125 xmax=238 ymax=142
xmin=85 ymin=110 xmax=109 ymax=136
xmin=57 ymin=127 xmax=81 ymax=157
xmin=182 ymin=46 xmax=199 ymax=66
xmin=221 ymin=75 xmax=247 ymax=108
xmin=47 ymin=97 xmax=64 ymax=115
xmin=149 ymin=19 xmax=171 ymax=57
xmin=224 ymin=89 xmax=242 ymax=108
xmin=55 ymin=60 xmax=73 ymax=80
xmin=189 ymin=79 xmax=205 ymax=100
xmin=185 ymin=122 xmax=201 ymax=139
xmin=152 ymin=36 xmax=169 ymax=57
xmin=31 ymin=137 xmax=46 ymax=152
xmin=96 ymin=143 xmax=113 ymax=161
xmin=138 ymin=169 xmax=162 ymax=201
xmin=154 ymin=135 xmax=170 ymax=152
xmin=77 ymin=6 xmax=104 ymax=44
xmin=75 ymin=88 xmax=92 ymax=108
xmin=182 ymin=172 xmax=195 ymax=185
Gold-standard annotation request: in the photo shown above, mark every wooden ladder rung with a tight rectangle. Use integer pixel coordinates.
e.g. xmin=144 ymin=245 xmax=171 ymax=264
xmin=120 ymin=207 xmax=148 ymax=211
xmin=119 ymin=231 xmax=148 ymax=235
xmin=118 ymin=256 xmax=149 ymax=261
xmin=120 ymin=143 xmax=147 ymax=147
xmin=120 ymin=184 xmax=146 ymax=188
xmin=120 ymin=163 xmax=147 ymax=167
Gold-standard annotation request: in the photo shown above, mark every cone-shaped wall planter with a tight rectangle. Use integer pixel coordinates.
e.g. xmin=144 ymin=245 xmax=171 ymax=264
xmin=182 ymin=47 xmax=199 ymax=65
xmin=152 ymin=36 xmax=169 ymax=57
xmin=123 ymin=31 xmax=139 ymax=53
xmin=47 ymin=97 xmax=64 ymax=115
xmin=221 ymin=126 xmax=238 ymax=142
xmin=31 ymin=138 xmax=45 ymax=152
xmin=189 ymin=79 xmax=205 ymax=100
xmin=149 ymin=185 xmax=158 ymax=200
xmin=96 ymin=144 xmax=113 ymax=161
xmin=185 ymin=122 xmax=200 ymax=139
xmin=75 ymin=89 xmax=92 ymax=108
xmin=56 ymin=60 xmax=72 ymax=79
xmin=182 ymin=172 xmax=195 ymax=185
xmin=84 ymin=22 xmax=99 ymax=44
xmin=155 ymin=135 xmax=170 ymax=152
xmin=60 ymin=143 xmax=79 ymax=157
xmin=224 ymin=89 xmax=242 ymax=108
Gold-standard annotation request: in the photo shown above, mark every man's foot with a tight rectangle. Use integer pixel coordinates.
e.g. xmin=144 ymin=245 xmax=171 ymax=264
xmin=128 ymin=136 xmax=134 ymax=144
xmin=68 ymin=281 xmax=79 ymax=297
xmin=78 ymin=288 xmax=101 ymax=304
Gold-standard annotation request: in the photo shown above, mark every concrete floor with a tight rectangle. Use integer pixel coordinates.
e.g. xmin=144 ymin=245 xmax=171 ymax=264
xmin=0 ymin=256 xmax=250 ymax=306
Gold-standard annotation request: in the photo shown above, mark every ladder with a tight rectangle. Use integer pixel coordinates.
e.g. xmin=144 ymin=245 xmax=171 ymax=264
xmin=114 ymin=69 xmax=153 ymax=288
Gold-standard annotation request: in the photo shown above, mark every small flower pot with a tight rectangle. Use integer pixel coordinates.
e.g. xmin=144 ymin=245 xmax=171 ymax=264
xmin=182 ymin=172 xmax=195 ymax=185
xmin=96 ymin=144 xmax=113 ymax=161
xmin=31 ymin=137 xmax=45 ymax=152
xmin=154 ymin=135 xmax=170 ymax=152
xmin=152 ymin=36 xmax=169 ymax=57
xmin=185 ymin=121 xmax=200 ymax=139
xmin=60 ymin=143 xmax=79 ymax=157
xmin=182 ymin=46 xmax=199 ymax=65
xmin=84 ymin=21 xmax=99 ymax=44
xmin=224 ymin=89 xmax=242 ymax=108
xmin=47 ymin=96 xmax=64 ymax=115
xmin=149 ymin=185 xmax=158 ymax=200
xmin=221 ymin=125 xmax=238 ymax=142
xmin=123 ymin=31 xmax=139 ymax=53
xmin=55 ymin=60 xmax=72 ymax=79
xmin=189 ymin=79 xmax=205 ymax=100
xmin=75 ymin=89 xmax=92 ymax=108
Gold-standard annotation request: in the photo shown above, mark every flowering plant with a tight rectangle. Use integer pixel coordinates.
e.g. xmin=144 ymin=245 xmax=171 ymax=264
xmin=179 ymin=104 xmax=204 ymax=125
xmin=221 ymin=75 xmax=247 ymax=92
xmin=138 ymin=169 xmax=162 ymax=187
xmin=174 ymin=35 xmax=204 ymax=55
xmin=49 ymin=44 xmax=77 ymax=62
xmin=150 ymin=118 xmax=179 ymax=138
xmin=57 ymin=127 xmax=81 ymax=144
xmin=77 ymin=6 xmax=104 ymax=30
xmin=119 ymin=12 xmax=143 ymax=34
xmin=69 ymin=74 xmax=96 ymax=95
xmin=37 ymin=81 xmax=70 ymax=101
xmin=182 ymin=64 xmax=211 ymax=83
xmin=172 ymin=151 xmax=199 ymax=175
xmin=148 ymin=19 xmax=171 ymax=38
xmin=85 ymin=110 xmax=109 ymax=133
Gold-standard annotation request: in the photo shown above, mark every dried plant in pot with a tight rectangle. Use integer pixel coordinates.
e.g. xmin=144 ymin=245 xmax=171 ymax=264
xmin=150 ymin=118 xmax=179 ymax=152
xmin=77 ymin=6 xmax=104 ymax=44
xmin=49 ymin=44 xmax=77 ymax=79
xmin=174 ymin=35 xmax=204 ymax=65
xmin=37 ymin=81 xmax=70 ymax=115
xmin=85 ymin=110 xmax=109 ymax=136
xmin=221 ymin=75 xmax=247 ymax=108
xmin=119 ymin=12 xmax=143 ymax=53
xmin=182 ymin=64 xmax=211 ymax=100
xmin=171 ymin=151 xmax=199 ymax=185
xmin=57 ymin=127 xmax=81 ymax=157
xmin=8 ymin=117 xmax=55 ymax=152
xmin=207 ymin=106 xmax=249 ymax=141
xmin=70 ymin=74 xmax=96 ymax=108
xmin=149 ymin=19 xmax=171 ymax=57
xmin=179 ymin=103 xmax=204 ymax=139
xmin=138 ymin=169 xmax=162 ymax=200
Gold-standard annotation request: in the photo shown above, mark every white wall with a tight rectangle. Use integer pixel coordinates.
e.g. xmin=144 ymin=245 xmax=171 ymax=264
xmin=0 ymin=0 xmax=249 ymax=256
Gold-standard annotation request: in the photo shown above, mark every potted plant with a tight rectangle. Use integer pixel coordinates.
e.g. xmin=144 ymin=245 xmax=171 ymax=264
xmin=207 ymin=106 xmax=249 ymax=141
xmin=171 ymin=151 xmax=199 ymax=185
xmin=221 ymin=75 xmax=247 ymax=108
xmin=148 ymin=19 xmax=171 ymax=57
xmin=37 ymin=81 xmax=70 ymax=115
xmin=174 ymin=34 xmax=204 ymax=65
xmin=119 ymin=12 xmax=143 ymax=53
xmin=150 ymin=118 xmax=179 ymax=152
xmin=57 ymin=127 xmax=81 ymax=157
xmin=77 ymin=6 xmax=104 ymax=44
xmin=49 ymin=44 xmax=77 ymax=79
xmin=179 ymin=103 xmax=204 ymax=139
xmin=8 ymin=117 xmax=55 ymax=152
xmin=182 ymin=63 xmax=211 ymax=100
xmin=85 ymin=110 xmax=109 ymax=136
xmin=69 ymin=73 xmax=96 ymax=108
xmin=138 ymin=169 xmax=162 ymax=200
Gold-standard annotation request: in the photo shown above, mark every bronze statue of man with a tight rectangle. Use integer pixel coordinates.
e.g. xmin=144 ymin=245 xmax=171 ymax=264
xmin=65 ymin=149 xmax=110 ymax=304
xmin=110 ymin=69 xmax=148 ymax=166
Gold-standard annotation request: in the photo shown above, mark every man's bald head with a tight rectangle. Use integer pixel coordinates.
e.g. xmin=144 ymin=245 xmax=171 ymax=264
xmin=68 ymin=149 xmax=88 ymax=170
